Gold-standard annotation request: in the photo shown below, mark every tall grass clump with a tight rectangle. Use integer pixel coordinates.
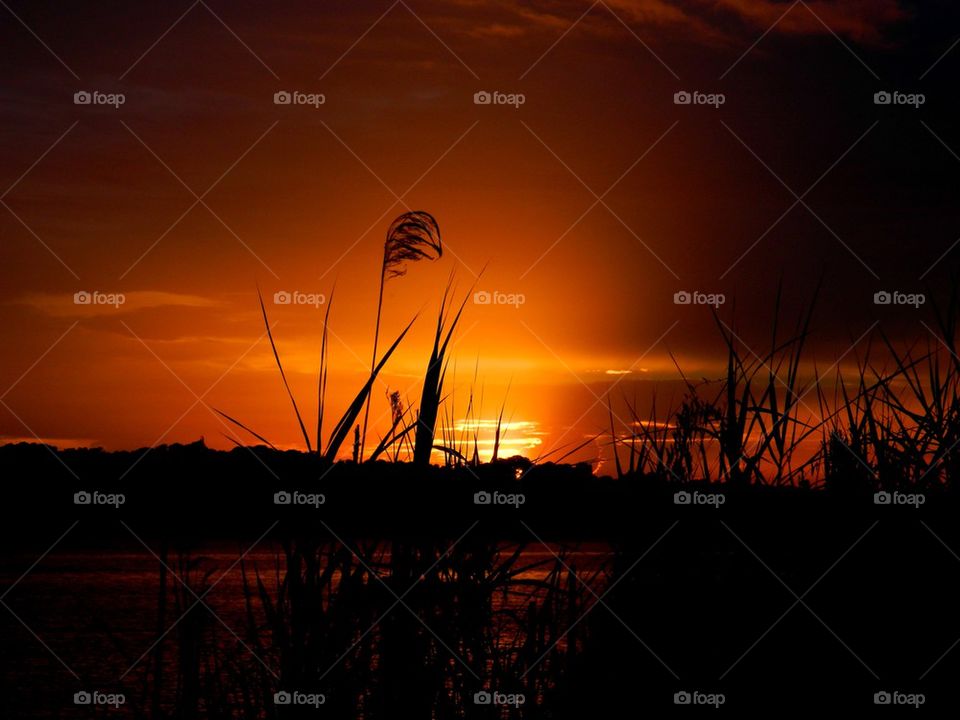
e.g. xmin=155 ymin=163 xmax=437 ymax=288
xmin=217 ymin=211 xmax=455 ymax=465
xmin=615 ymin=286 xmax=823 ymax=485
xmin=821 ymin=283 xmax=960 ymax=491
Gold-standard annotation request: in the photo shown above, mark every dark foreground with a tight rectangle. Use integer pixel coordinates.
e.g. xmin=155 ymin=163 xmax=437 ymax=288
xmin=1 ymin=441 xmax=958 ymax=716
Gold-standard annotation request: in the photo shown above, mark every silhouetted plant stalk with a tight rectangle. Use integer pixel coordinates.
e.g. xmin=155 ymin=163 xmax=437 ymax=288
xmin=604 ymin=281 xmax=960 ymax=489
xmin=819 ymin=284 xmax=960 ymax=490
xmin=217 ymin=212 xmax=461 ymax=465
xmin=223 ymin=536 xmax=598 ymax=718
xmin=611 ymin=284 xmax=823 ymax=485
xmin=216 ymin=289 xmax=415 ymax=463
xmin=361 ymin=211 xmax=443 ymax=459
xmin=414 ymin=278 xmax=474 ymax=467
xmin=257 ymin=288 xmax=313 ymax=453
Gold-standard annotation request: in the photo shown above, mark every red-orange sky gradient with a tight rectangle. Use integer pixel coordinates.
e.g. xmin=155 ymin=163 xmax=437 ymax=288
xmin=2 ymin=0 xmax=959 ymax=466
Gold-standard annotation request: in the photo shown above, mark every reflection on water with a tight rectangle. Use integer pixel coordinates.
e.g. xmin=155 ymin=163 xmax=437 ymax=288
xmin=0 ymin=543 xmax=609 ymax=718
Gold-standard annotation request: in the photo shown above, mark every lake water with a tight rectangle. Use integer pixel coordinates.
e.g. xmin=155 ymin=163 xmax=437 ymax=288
xmin=0 ymin=542 xmax=610 ymax=718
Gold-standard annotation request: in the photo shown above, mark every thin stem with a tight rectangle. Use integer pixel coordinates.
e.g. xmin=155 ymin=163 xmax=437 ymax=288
xmin=360 ymin=267 xmax=386 ymax=460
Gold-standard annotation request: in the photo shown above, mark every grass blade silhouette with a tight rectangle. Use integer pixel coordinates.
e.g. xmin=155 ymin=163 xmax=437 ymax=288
xmin=213 ymin=408 xmax=278 ymax=450
xmin=258 ymin=288 xmax=312 ymax=452
xmin=369 ymin=415 xmax=416 ymax=462
xmin=414 ymin=280 xmax=472 ymax=467
xmin=316 ymin=287 xmax=335 ymax=453
xmin=325 ymin=316 xmax=417 ymax=463
xmin=492 ymin=382 xmax=510 ymax=462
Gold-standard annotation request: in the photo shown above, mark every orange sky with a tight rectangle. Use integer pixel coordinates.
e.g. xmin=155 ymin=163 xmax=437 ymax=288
xmin=1 ymin=0 xmax=957 ymax=465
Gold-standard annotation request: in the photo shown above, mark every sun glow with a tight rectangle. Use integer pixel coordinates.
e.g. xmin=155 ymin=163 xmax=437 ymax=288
xmin=442 ymin=418 xmax=544 ymax=459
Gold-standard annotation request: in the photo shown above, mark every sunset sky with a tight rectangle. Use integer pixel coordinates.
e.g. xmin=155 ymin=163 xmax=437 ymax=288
xmin=2 ymin=0 xmax=959 ymax=464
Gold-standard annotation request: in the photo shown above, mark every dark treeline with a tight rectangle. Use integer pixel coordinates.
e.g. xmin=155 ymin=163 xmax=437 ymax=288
xmin=0 ymin=439 xmax=951 ymax=543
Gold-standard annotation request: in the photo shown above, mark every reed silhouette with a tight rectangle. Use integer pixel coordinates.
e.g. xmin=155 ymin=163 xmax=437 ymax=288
xmin=6 ymin=219 xmax=960 ymax=715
